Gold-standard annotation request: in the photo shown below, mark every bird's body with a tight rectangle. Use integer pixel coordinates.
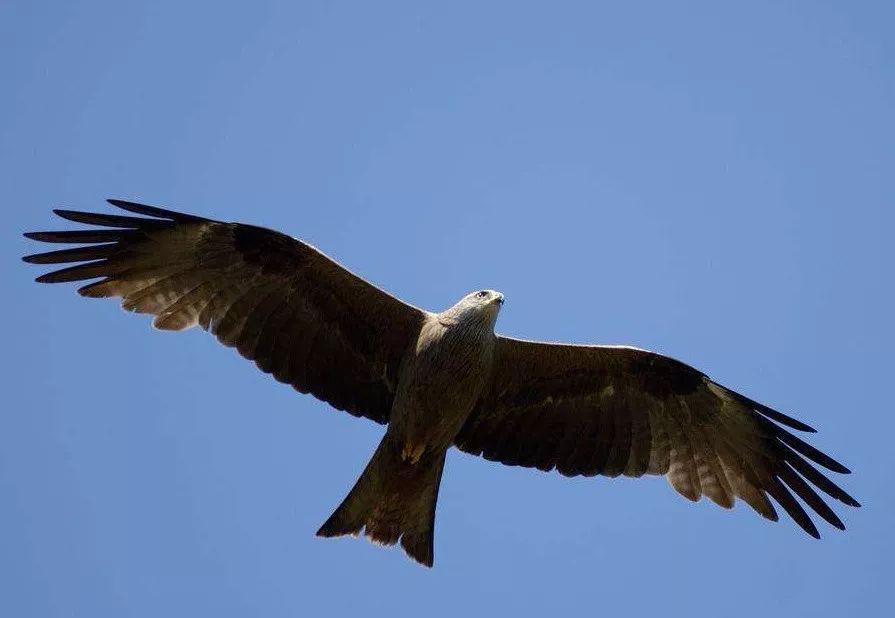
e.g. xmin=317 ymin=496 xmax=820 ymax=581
xmin=393 ymin=293 xmax=501 ymax=463
xmin=23 ymin=200 xmax=859 ymax=567
xmin=319 ymin=292 xmax=502 ymax=565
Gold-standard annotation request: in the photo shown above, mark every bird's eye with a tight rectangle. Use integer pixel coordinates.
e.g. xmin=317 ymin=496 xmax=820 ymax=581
xmin=476 ymin=290 xmax=488 ymax=298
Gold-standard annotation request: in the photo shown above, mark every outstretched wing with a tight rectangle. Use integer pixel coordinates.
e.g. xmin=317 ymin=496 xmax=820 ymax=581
xmin=24 ymin=199 xmax=428 ymax=424
xmin=455 ymin=336 xmax=858 ymax=537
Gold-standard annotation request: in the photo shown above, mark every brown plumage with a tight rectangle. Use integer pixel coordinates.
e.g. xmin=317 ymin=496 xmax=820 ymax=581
xmin=23 ymin=199 xmax=859 ymax=567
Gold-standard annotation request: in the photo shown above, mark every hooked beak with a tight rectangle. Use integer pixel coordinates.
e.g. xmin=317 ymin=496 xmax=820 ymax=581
xmin=493 ymin=293 xmax=505 ymax=306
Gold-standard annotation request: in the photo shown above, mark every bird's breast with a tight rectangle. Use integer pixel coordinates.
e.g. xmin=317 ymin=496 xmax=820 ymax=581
xmin=388 ymin=318 xmax=495 ymax=456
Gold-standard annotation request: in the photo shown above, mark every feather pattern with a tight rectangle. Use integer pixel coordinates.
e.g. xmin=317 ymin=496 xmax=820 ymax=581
xmin=24 ymin=199 xmax=427 ymax=424
xmin=456 ymin=337 xmax=859 ymax=537
xmin=23 ymin=199 xmax=859 ymax=561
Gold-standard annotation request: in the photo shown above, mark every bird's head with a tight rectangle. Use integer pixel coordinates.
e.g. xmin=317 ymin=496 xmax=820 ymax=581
xmin=467 ymin=289 xmax=504 ymax=308
xmin=440 ymin=289 xmax=505 ymax=327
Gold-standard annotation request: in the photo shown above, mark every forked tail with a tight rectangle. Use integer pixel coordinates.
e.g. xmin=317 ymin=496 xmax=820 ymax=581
xmin=316 ymin=437 xmax=446 ymax=567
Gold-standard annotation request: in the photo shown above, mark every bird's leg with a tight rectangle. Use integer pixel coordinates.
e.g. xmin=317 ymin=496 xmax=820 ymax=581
xmin=401 ymin=439 xmax=426 ymax=464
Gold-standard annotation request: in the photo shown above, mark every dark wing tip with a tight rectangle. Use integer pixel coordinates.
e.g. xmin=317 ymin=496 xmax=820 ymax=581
xmin=719 ymin=383 xmax=852 ymax=474
xmin=745 ymin=396 xmax=817 ymax=433
xmin=712 ymin=384 xmax=817 ymax=433
xmin=769 ymin=413 xmax=817 ymax=434
xmin=776 ymin=430 xmax=852 ymax=474
xmin=107 ymin=198 xmax=210 ymax=223
xmin=834 ymin=492 xmax=860 ymax=508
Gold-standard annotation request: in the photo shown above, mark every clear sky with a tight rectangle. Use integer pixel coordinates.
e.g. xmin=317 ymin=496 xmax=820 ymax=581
xmin=2 ymin=1 xmax=892 ymax=616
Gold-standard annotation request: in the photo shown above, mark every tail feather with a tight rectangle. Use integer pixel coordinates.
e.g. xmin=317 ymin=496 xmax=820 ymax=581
xmin=317 ymin=438 xmax=446 ymax=567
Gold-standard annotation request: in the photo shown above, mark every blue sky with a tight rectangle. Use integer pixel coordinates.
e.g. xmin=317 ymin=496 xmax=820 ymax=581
xmin=2 ymin=1 xmax=892 ymax=616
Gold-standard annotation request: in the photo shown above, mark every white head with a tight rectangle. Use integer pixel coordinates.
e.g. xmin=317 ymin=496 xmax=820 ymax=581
xmin=440 ymin=289 xmax=505 ymax=327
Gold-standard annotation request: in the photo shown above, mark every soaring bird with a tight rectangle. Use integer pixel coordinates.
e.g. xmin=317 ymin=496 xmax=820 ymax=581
xmin=23 ymin=200 xmax=858 ymax=567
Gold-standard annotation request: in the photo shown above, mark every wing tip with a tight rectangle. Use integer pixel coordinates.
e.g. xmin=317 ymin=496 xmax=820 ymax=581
xmin=106 ymin=198 xmax=209 ymax=223
xmin=781 ymin=433 xmax=852 ymax=475
xmin=753 ymin=401 xmax=817 ymax=434
xmin=106 ymin=198 xmax=158 ymax=216
xmin=715 ymin=384 xmax=817 ymax=433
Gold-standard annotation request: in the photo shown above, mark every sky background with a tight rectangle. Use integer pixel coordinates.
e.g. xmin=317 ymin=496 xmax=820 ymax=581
xmin=1 ymin=1 xmax=892 ymax=616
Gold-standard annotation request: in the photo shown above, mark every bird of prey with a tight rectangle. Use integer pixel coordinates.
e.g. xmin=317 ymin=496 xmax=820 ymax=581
xmin=23 ymin=200 xmax=858 ymax=567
